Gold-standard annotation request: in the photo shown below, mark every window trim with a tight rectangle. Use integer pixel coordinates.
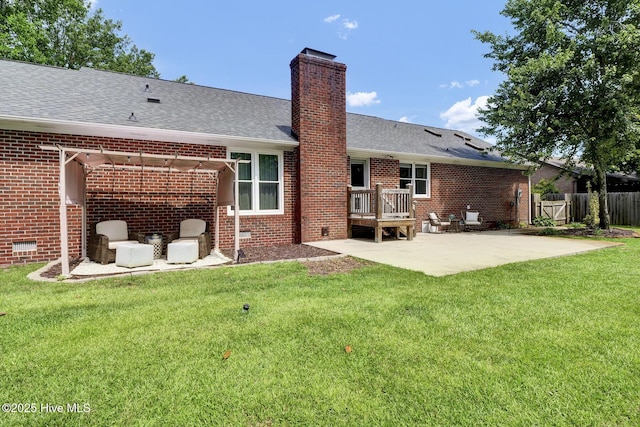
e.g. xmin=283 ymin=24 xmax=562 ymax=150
xmin=227 ymin=149 xmax=284 ymax=215
xmin=400 ymin=162 xmax=431 ymax=198
xmin=349 ymin=158 xmax=370 ymax=189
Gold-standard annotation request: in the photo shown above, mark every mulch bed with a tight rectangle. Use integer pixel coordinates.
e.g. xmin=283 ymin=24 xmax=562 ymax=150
xmin=38 ymin=244 xmax=371 ymax=279
xmin=552 ymin=227 xmax=640 ymax=238
xmin=222 ymin=244 xmax=338 ymax=264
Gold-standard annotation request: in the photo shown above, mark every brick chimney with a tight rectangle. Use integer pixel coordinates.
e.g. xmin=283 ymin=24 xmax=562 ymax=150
xmin=291 ymin=48 xmax=348 ymax=242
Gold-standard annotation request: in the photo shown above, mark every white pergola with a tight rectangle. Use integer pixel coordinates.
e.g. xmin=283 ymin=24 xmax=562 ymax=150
xmin=41 ymin=145 xmax=242 ymax=276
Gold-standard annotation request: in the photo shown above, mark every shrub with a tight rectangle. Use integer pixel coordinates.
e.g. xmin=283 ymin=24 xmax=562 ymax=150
xmin=583 ymin=184 xmax=600 ymax=229
xmin=532 ymin=178 xmax=560 ymax=199
xmin=533 ymin=216 xmax=557 ymax=227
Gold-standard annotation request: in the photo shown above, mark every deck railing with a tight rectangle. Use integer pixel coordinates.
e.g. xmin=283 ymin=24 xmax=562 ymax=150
xmin=348 ymin=184 xmax=414 ymax=219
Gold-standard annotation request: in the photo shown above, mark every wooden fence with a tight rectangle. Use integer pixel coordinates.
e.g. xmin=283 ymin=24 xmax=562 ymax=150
xmin=538 ymin=192 xmax=640 ymax=226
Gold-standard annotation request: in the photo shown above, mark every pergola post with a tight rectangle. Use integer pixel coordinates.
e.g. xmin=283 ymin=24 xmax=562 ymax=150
xmin=58 ymin=149 xmax=70 ymax=277
xmin=81 ymin=168 xmax=87 ymax=260
xmin=233 ymin=162 xmax=240 ymax=262
xmin=214 ymin=203 xmax=220 ymax=253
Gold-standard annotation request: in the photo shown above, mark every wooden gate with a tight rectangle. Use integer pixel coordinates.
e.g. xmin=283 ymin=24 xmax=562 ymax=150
xmin=532 ymin=194 xmax=572 ymax=224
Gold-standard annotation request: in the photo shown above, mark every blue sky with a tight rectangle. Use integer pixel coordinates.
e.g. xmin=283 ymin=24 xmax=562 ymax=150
xmin=93 ymin=1 xmax=512 ymax=141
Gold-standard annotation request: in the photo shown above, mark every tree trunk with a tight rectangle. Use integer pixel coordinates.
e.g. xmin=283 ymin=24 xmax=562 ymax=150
xmin=594 ymin=164 xmax=610 ymax=229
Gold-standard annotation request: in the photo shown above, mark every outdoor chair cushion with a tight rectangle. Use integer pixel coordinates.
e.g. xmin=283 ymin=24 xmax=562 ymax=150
xmin=167 ymin=240 xmax=199 ymax=264
xmin=428 ymin=212 xmax=451 ymax=226
xmin=464 ymin=211 xmax=481 ymax=224
xmin=88 ymin=220 xmax=144 ymax=264
xmin=179 ymin=219 xmax=206 ymax=238
xmin=115 ymin=243 xmax=154 ymax=268
xmin=461 ymin=211 xmax=483 ymax=231
xmin=428 ymin=212 xmax=451 ymax=233
xmin=96 ymin=220 xmax=129 ymax=242
xmin=167 ymin=219 xmax=212 ymax=259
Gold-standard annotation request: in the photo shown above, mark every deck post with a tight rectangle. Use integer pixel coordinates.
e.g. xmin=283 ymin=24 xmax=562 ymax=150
xmin=407 ymin=184 xmax=414 ymax=240
xmin=375 ymin=183 xmax=383 ymax=219
xmin=347 ymin=185 xmax=353 ymax=238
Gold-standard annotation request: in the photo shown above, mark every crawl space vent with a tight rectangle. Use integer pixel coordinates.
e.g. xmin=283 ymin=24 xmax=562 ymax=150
xmin=13 ymin=241 xmax=37 ymax=252
xmin=147 ymin=97 xmax=161 ymax=103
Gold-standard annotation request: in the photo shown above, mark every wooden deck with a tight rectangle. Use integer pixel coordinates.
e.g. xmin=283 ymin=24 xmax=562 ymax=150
xmin=348 ymin=184 xmax=416 ymax=243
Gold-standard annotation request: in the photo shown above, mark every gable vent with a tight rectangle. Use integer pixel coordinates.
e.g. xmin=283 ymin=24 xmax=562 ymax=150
xmin=13 ymin=241 xmax=37 ymax=252
xmin=424 ymin=128 xmax=442 ymax=137
xmin=147 ymin=97 xmax=161 ymax=103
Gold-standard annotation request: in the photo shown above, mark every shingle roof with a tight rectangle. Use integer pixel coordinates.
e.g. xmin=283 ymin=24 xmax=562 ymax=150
xmin=346 ymin=113 xmax=503 ymax=163
xmin=0 ymin=59 xmax=508 ymax=165
xmin=0 ymin=59 xmax=294 ymax=142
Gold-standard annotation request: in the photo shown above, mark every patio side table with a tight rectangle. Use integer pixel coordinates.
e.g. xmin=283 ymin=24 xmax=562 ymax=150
xmin=145 ymin=234 xmax=163 ymax=259
xmin=447 ymin=216 xmax=461 ymax=233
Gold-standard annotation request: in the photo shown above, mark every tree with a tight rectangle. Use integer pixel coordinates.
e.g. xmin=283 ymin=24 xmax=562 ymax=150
xmin=174 ymin=75 xmax=194 ymax=84
xmin=475 ymin=0 xmax=640 ymax=229
xmin=0 ymin=0 xmax=158 ymax=77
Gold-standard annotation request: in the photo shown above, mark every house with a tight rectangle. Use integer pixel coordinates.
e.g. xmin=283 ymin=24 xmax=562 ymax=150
xmin=0 ymin=48 xmax=530 ymax=271
xmin=531 ymin=157 xmax=640 ymax=194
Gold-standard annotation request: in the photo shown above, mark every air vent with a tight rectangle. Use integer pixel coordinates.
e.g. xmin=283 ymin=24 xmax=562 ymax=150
xmin=13 ymin=241 xmax=37 ymax=252
xmin=424 ymin=128 xmax=442 ymax=137
xmin=465 ymin=141 xmax=486 ymax=151
xmin=147 ymin=97 xmax=161 ymax=103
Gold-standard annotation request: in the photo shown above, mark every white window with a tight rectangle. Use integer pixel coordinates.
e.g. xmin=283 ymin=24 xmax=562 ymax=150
xmin=229 ymin=151 xmax=283 ymax=214
xmin=349 ymin=158 xmax=369 ymax=189
xmin=400 ymin=162 xmax=430 ymax=197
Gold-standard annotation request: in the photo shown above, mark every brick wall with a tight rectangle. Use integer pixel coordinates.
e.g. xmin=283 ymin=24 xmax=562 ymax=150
xmin=0 ymin=130 xmax=298 ymax=266
xmin=369 ymin=158 xmax=399 ymax=188
xmin=421 ymin=163 xmax=529 ymax=228
xmin=366 ymin=155 xmax=530 ymax=229
xmin=291 ymin=51 xmax=348 ymax=242
xmin=531 ymin=164 xmax=576 ymax=194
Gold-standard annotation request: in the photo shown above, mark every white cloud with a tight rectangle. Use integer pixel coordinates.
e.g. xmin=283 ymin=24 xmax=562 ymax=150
xmin=347 ymin=91 xmax=381 ymax=107
xmin=398 ymin=116 xmax=411 ymax=123
xmin=440 ymin=96 xmax=489 ymax=134
xmin=324 ymin=14 xmax=340 ymax=23
xmin=343 ymin=19 xmax=359 ymax=30
xmin=441 ymin=80 xmax=480 ymax=89
xmin=325 ymin=14 xmax=359 ymax=40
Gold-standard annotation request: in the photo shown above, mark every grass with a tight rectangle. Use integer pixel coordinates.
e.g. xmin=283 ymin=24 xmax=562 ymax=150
xmin=1 ymin=235 xmax=640 ymax=426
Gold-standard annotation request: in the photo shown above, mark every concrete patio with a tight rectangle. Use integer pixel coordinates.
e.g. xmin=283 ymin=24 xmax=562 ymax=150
xmin=306 ymin=229 xmax=620 ymax=276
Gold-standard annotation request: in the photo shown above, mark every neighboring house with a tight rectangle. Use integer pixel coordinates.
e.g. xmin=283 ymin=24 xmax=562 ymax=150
xmin=0 ymin=48 xmax=530 ymax=268
xmin=531 ymin=158 xmax=640 ymax=194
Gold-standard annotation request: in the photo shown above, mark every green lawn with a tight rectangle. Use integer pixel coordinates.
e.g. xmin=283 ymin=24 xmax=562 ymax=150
xmin=1 ymin=235 xmax=639 ymax=426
